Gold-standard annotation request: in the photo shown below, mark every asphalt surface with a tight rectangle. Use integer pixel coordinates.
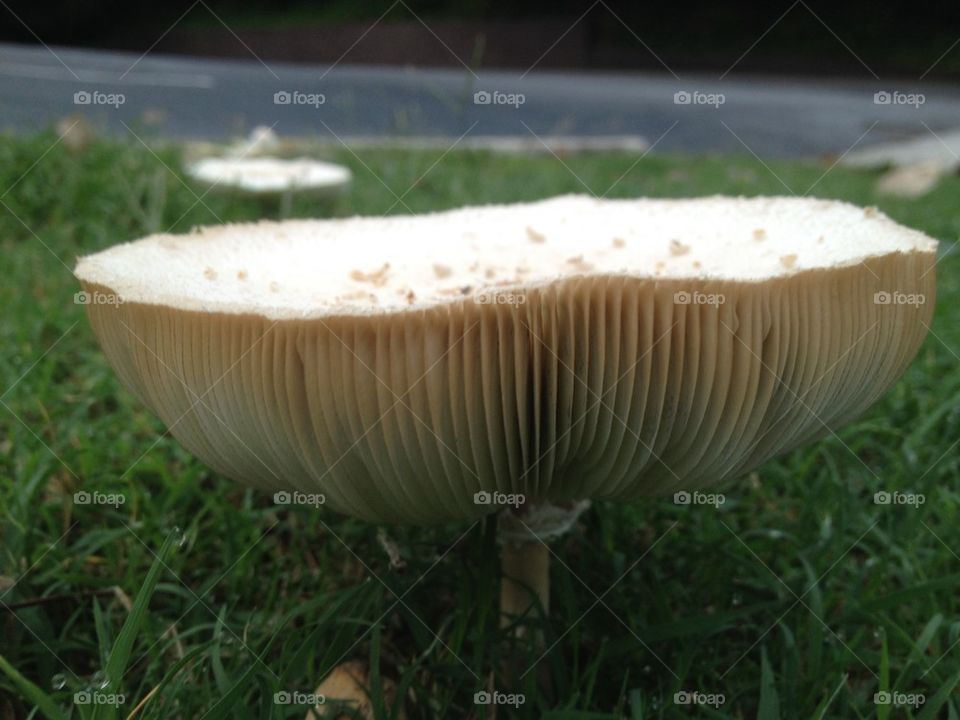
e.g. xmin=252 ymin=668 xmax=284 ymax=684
xmin=3 ymin=42 xmax=960 ymax=157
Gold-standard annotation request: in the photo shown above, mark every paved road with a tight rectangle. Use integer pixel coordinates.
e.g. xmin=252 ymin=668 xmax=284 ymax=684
xmin=2 ymin=42 xmax=959 ymax=157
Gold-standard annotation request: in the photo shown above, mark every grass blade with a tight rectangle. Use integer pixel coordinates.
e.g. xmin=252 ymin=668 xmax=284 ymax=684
xmin=757 ymin=647 xmax=780 ymax=720
xmin=877 ymin=628 xmax=890 ymax=720
xmin=812 ymin=673 xmax=847 ymax=720
xmin=917 ymin=667 xmax=960 ymax=720
xmin=195 ymin=655 xmax=261 ymax=720
xmin=98 ymin=530 xmax=177 ymax=708
xmin=911 ymin=614 xmax=944 ymax=663
xmin=0 ymin=653 xmax=66 ymax=720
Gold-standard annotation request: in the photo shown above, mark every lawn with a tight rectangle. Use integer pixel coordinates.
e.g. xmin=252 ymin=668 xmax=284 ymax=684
xmin=1 ymin=130 xmax=960 ymax=719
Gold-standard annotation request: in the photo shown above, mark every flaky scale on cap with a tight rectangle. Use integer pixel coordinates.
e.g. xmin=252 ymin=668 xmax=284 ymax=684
xmin=75 ymin=195 xmax=937 ymax=523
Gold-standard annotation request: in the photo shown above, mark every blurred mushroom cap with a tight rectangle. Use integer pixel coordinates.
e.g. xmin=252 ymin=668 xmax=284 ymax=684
xmin=75 ymin=196 xmax=937 ymax=523
xmin=186 ymin=156 xmax=351 ymax=195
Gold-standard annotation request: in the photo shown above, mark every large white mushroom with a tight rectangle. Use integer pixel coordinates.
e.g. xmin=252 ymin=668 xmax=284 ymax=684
xmin=74 ymin=195 xmax=936 ymax=639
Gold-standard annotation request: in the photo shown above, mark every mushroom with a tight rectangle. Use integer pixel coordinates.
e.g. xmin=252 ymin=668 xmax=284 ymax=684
xmin=185 ymin=157 xmax=352 ymax=204
xmin=306 ymin=661 xmax=402 ymax=719
xmin=74 ymin=195 xmax=936 ymax=662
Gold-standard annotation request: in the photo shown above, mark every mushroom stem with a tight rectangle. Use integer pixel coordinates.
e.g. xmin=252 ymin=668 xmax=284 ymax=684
xmin=497 ymin=507 xmax=552 ymax=695
xmin=496 ymin=500 xmax=590 ymax=632
xmin=499 ymin=537 xmax=550 ymax=629
xmin=496 ymin=502 xmax=588 ymax=695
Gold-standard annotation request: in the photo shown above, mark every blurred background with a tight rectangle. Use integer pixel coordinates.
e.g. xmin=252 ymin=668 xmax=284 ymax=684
xmin=1 ymin=0 xmax=959 ymax=157
xmin=4 ymin=1 xmax=960 ymax=75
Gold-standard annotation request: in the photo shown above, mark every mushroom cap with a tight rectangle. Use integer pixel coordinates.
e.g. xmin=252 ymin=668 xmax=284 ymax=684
xmin=186 ymin=157 xmax=352 ymax=195
xmin=75 ymin=196 xmax=937 ymax=523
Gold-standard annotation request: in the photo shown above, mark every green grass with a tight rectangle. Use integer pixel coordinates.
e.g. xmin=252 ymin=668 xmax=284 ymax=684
xmin=1 ymin=130 xmax=960 ymax=718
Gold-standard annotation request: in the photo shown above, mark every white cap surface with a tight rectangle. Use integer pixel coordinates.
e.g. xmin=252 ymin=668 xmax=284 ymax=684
xmin=76 ymin=195 xmax=936 ymax=320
